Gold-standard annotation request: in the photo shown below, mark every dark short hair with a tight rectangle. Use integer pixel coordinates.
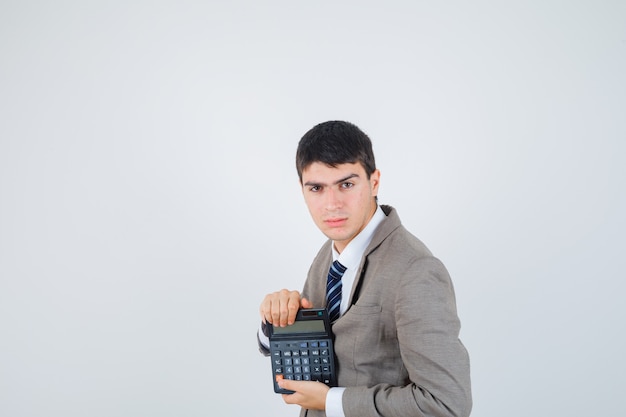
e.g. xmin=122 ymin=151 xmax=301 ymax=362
xmin=296 ymin=121 xmax=377 ymax=182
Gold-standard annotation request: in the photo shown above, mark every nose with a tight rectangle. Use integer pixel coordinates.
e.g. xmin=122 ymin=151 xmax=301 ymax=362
xmin=325 ymin=187 xmax=342 ymax=211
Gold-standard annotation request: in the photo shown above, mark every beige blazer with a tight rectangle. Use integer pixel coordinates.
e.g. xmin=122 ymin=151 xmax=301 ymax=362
xmin=300 ymin=205 xmax=472 ymax=417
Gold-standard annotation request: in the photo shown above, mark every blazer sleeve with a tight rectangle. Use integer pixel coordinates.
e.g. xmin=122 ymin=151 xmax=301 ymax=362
xmin=342 ymin=257 xmax=472 ymax=417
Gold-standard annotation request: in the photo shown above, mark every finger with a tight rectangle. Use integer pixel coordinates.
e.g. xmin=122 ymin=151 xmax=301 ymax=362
xmin=259 ymin=300 xmax=271 ymax=324
xmin=286 ymin=292 xmax=301 ymax=325
xmin=281 ymin=390 xmax=302 ymax=404
xmin=278 ymin=292 xmax=298 ymax=327
xmin=271 ymin=292 xmax=286 ymax=326
xmin=259 ymin=294 xmax=278 ymax=324
xmin=300 ymin=297 xmax=313 ymax=309
xmin=278 ymin=378 xmax=300 ymax=399
xmin=272 ymin=289 xmax=295 ymax=327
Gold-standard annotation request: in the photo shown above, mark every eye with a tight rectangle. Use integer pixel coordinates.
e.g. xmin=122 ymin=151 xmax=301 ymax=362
xmin=309 ymin=185 xmax=321 ymax=192
xmin=341 ymin=182 xmax=354 ymax=189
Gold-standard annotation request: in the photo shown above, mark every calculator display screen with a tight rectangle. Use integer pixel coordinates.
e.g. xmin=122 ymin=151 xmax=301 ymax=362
xmin=272 ymin=319 xmax=325 ymax=334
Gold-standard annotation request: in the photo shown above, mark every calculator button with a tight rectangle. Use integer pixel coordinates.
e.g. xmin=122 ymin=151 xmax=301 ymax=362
xmin=270 ymin=338 xmax=334 ymax=391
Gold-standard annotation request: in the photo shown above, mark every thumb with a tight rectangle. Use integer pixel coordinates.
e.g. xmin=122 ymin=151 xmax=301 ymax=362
xmin=301 ymin=297 xmax=313 ymax=309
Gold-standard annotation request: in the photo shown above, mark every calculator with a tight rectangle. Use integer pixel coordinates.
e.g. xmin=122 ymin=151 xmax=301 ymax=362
xmin=267 ymin=308 xmax=337 ymax=394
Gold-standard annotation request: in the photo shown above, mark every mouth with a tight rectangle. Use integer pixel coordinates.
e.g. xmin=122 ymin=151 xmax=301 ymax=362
xmin=324 ymin=217 xmax=347 ymax=228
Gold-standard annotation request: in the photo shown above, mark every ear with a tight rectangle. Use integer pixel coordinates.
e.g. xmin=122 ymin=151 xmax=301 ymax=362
xmin=370 ymin=169 xmax=381 ymax=196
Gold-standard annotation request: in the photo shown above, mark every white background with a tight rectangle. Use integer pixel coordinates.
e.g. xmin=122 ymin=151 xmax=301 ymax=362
xmin=1 ymin=1 xmax=624 ymax=416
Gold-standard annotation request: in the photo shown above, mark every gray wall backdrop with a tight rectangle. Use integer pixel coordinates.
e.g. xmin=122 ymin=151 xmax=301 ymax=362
xmin=1 ymin=1 xmax=624 ymax=416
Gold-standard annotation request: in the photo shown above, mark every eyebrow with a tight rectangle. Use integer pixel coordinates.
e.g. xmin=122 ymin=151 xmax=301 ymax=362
xmin=304 ymin=173 xmax=360 ymax=187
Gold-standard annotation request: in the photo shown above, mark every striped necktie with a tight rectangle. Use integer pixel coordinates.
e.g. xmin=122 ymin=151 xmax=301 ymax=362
xmin=326 ymin=260 xmax=347 ymax=322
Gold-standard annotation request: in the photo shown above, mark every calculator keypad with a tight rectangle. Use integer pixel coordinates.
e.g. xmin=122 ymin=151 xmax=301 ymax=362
xmin=271 ymin=339 xmax=335 ymax=392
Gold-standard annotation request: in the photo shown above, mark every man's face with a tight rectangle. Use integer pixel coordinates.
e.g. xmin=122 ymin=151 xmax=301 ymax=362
xmin=301 ymin=162 xmax=380 ymax=253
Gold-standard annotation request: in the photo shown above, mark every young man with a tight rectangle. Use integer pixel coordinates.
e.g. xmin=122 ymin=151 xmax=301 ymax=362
xmin=258 ymin=121 xmax=472 ymax=417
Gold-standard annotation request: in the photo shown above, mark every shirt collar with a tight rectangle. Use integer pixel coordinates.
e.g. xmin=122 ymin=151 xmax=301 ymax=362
xmin=332 ymin=205 xmax=386 ymax=270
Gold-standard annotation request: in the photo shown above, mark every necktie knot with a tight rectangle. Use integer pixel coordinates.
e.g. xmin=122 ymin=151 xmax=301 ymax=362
xmin=326 ymin=260 xmax=346 ymax=322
